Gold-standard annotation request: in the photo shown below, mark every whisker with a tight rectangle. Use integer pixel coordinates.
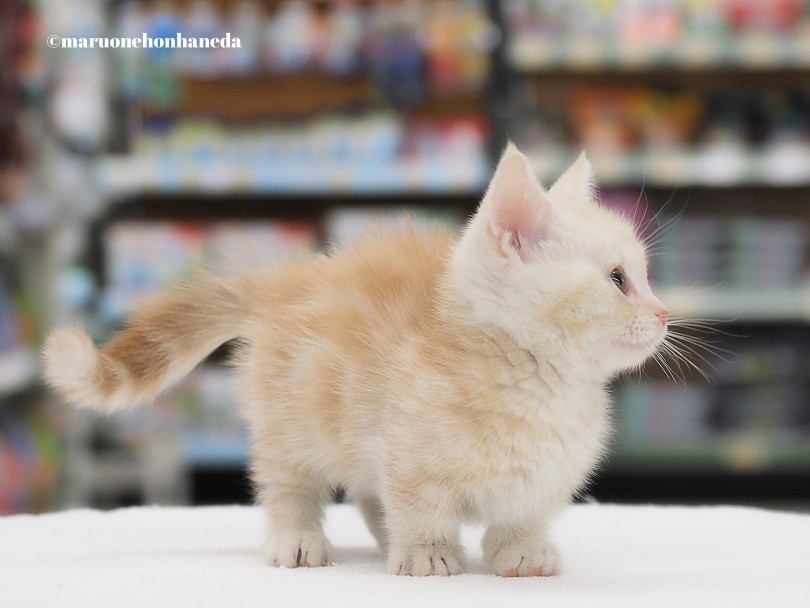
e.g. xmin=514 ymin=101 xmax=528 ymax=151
xmin=664 ymin=336 xmax=726 ymax=373
xmin=638 ymin=332 xmax=683 ymax=384
xmin=667 ymin=331 xmax=737 ymax=358
xmin=667 ymin=320 xmax=746 ymax=338
xmin=657 ymin=340 xmax=687 ymax=381
xmin=642 ymin=196 xmax=686 ymax=248
xmin=632 ymin=170 xmax=648 ymax=227
xmin=659 ymin=339 xmax=713 ymax=382
xmin=666 ymin=329 xmax=722 ymax=348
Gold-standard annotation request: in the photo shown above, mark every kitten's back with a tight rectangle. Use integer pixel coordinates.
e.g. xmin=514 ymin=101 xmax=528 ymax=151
xmin=251 ymin=225 xmax=455 ymax=338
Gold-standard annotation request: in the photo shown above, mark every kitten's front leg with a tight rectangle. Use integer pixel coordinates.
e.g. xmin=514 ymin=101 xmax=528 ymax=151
xmin=382 ymin=485 xmax=465 ymax=576
xmin=483 ymin=523 xmax=559 ymax=577
xmin=258 ymin=473 xmax=332 ymax=568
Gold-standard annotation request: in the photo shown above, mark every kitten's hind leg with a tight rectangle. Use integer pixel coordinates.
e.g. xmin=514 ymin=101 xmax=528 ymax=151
xmin=358 ymin=495 xmax=388 ymax=553
xmin=257 ymin=469 xmax=333 ymax=568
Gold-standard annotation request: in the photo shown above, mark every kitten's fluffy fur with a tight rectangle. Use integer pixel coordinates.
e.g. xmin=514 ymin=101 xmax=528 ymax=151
xmin=44 ymin=144 xmax=668 ymax=577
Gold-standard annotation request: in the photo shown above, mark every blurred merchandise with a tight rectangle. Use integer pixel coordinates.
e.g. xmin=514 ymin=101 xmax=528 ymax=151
xmin=0 ymin=407 xmax=60 ymax=515
xmin=101 ymin=220 xmax=318 ymax=321
xmin=46 ymin=0 xmax=109 ymax=152
xmin=570 ymin=88 xmax=705 ymax=149
xmin=110 ymin=0 xmax=494 ymax=109
xmin=98 ymin=114 xmax=489 ymax=195
xmin=506 ymin=0 xmax=810 ymax=69
xmin=0 ymin=1 xmax=54 ymax=516
xmin=325 ymin=205 xmax=464 ymax=248
xmin=512 ymin=86 xmax=810 ymax=186
xmin=649 ymin=216 xmax=806 ymax=289
xmin=0 ymin=0 xmax=39 ymax=206
xmin=158 ymin=366 xmax=247 ymax=468
xmin=613 ymin=326 xmax=810 ymax=472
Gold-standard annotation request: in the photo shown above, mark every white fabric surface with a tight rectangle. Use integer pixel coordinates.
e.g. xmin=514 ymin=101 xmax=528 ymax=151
xmin=1 ymin=503 xmax=808 ymax=608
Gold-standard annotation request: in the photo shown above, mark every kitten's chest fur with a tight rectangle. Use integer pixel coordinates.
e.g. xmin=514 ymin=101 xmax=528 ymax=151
xmin=445 ymin=337 xmax=610 ymax=521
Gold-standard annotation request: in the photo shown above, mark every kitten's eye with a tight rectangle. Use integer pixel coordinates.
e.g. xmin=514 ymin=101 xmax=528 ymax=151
xmin=610 ymin=268 xmax=628 ymax=294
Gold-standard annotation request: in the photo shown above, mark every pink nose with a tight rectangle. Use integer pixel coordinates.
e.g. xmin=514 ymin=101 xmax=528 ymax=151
xmin=655 ymin=308 xmax=669 ymax=327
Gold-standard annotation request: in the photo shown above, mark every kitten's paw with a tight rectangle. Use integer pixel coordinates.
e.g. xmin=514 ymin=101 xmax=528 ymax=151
xmin=266 ymin=531 xmax=333 ymax=568
xmin=487 ymin=538 xmax=559 ymax=578
xmin=387 ymin=543 xmax=465 ymax=576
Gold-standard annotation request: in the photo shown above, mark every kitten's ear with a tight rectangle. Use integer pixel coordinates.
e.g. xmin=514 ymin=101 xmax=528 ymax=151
xmin=477 ymin=142 xmax=555 ymax=262
xmin=548 ymin=151 xmax=597 ymax=203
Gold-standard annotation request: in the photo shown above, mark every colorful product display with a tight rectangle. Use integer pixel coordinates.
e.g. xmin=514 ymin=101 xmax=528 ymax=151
xmin=513 ymin=87 xmax=810 ymax=152
xmin=113 ymin=0 xmax=493 ymax=109
xmin=506 ymin=0 xmax=807 ymax=39
xmin=512 ymin=85 xmax=810 ymax=186
xmin=506 ymin=0 xmax=810 ymax=68
xmin=98 ymin=114 xmax=490 ymax=195
xmin=0 ymin=409 xmax=60 ymax=515
xmin=649 ymin=216 xmax=806 ymax=289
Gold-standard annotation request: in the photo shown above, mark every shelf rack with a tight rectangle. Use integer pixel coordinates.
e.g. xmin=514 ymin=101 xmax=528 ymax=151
xmin=529 ymin=145 xmax=810 ymax=188
xmin=509 ymin=32 xmax=810 ymax=73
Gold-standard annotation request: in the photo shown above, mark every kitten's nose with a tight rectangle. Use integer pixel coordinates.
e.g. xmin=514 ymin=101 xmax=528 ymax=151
xmin=655 ymin=308 xmax=669 ymax=327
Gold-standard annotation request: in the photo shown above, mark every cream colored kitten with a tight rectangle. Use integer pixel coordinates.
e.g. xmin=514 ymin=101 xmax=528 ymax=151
xmin=43 ymin=144 xmax=668 ymax=577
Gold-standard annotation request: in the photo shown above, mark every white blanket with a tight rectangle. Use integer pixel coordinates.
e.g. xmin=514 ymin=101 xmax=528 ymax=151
xmin=1 ymin=503 xmax=808 ymax=608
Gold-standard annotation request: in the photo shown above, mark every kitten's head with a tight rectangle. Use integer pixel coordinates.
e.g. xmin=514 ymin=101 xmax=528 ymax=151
xmin=452 ymin=143 xmax=668 ymax=377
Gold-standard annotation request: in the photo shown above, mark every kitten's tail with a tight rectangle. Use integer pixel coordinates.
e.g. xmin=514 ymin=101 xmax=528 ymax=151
xmin=42 ymin=274 xmax=246 ymax=411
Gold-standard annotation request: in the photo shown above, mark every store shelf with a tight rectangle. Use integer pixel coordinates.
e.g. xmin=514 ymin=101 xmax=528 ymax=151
xmin=0 ymin=346 xmax=39 ymax=398
xmin=181 ymin=431 xmax=249 ymax=469
xmin=95 ymin=155 xmax=490 ymax=199
xmin=98 ymin=144 xmax=810 ymax=198
xmin=609 ymin=438 xmax=810 ymax=473
xmin=142 ymin=75 xmax=484 ymax=121
xmin=150 ymin=74 xmax=374 ymax=120
xmin=658 ymin=286 xmax=810 ymax=323
xmin=509 ymin=33 xmax=810 ymax=73
xmin=528 ymin=144 xmax=810 ymax=188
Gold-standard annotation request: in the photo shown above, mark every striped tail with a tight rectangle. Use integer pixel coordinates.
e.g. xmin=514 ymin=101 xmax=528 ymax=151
xmin=42 ymin=275 xmax=245 ymax=411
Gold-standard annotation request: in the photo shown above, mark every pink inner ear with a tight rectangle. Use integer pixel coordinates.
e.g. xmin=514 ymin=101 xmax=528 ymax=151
xmin=485 ymin=144 xmax=554 ymax=260
xmin=494 ymin=199 xmax=550 ymax=261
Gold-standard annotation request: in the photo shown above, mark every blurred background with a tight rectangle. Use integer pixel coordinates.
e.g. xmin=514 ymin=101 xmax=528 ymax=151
xmin=2 ymin=0 xmax=810 ymax=515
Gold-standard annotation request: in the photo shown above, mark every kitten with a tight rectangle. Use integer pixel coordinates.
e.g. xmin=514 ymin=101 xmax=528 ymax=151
xmin=43 ymin=144 xmax=668 ymax=577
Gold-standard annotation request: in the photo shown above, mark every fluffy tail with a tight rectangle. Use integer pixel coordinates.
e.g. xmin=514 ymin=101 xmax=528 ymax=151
xmin=42 ymin=275 xmax=246 ymax=411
